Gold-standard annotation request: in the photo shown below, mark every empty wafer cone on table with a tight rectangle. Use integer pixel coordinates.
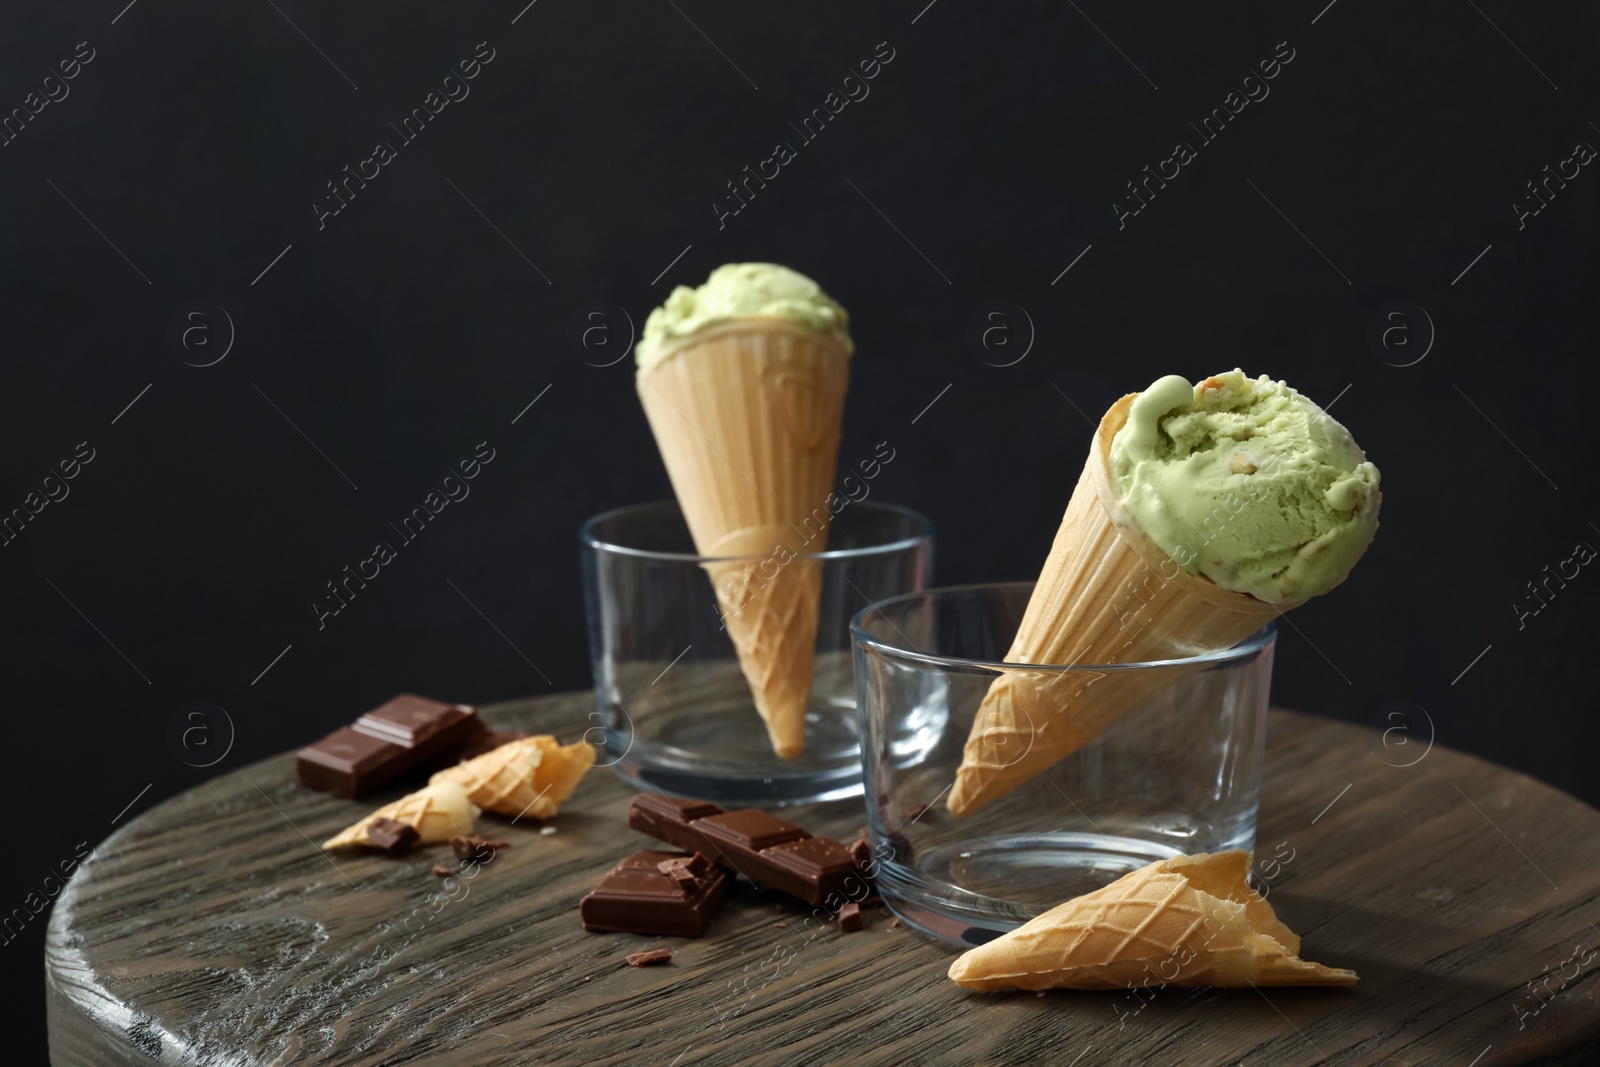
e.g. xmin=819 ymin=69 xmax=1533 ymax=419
xmin=638 ymin=305 xmax=850 ymax=759
xmin=432 ymin=736 xmax=595 ymax=819
xmin=948 ymin=850 xmax=1357 ymax=990
xmin=322 ymin=779 xmax=478 ymax=850
xmin=949 ymin=372 xmax=1381 ymax=817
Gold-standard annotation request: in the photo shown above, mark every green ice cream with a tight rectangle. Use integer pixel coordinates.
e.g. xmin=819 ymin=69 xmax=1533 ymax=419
xmin=637 ymin=263 xmax=852 ymax=369
xmin=1108 ymin=370 xmax=1381 ymax=604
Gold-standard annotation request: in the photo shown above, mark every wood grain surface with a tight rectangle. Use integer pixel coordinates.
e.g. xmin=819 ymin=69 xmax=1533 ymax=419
xmin=45 ymin=693 xmax=1600 ymax=1066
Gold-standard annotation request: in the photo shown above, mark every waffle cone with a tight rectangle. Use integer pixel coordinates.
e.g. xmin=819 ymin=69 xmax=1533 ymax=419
xmin=948 ymin=851 xmax=1357 ymax=990
xmin=322 ymin=780 xmax=478 ymax=850
xmin=948 ymin=394 xmax=1287 ymax=817
xmin=638 ymin=320 xmax=849 ymax=759
xmin=433 ymin=736 xmax=596 ymax=819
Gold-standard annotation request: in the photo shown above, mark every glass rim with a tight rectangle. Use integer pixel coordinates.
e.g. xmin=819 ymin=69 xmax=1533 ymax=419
xmin=579 ymin=500 xmax=934 ymax=563
xmin=850 ymin=580 xmax=1277 ymax=673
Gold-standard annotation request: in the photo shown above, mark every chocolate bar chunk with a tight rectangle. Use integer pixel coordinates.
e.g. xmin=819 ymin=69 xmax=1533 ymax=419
xmin=295 ymin=694 xmax=484 ymax=798
xmin=629 ymin=794 xmax=865 ymax=908
xmin=366 ymin=818 xmax=419 ymax=854
xmin=580 ymin=850 xmax=728 ymax=937
xmin=626 ymin=948 xmax=673 ymax=967
xmin=837 ymin=902 xmax=863 ymax=932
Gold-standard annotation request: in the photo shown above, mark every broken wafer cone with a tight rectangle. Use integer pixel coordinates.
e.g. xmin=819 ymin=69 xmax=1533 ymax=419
xmin=637 ymin=265 xmax=852 ymax=759
xmin=950 ymin=372 xmax=1381 ymax=817
xmin=432 ymin=736 xmax=595 ymax=819
xmin=322 ymin=779 xmax=478 ymax=850
xmin=948 ymin=850 xmax=1357 ymax=990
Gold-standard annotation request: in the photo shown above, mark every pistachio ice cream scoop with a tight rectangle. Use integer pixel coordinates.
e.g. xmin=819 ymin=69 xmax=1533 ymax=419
xmin=637 ymin=262 xmax=852 ymax=369
xmin=1109 ymin=370 xmax=1381 ymax=604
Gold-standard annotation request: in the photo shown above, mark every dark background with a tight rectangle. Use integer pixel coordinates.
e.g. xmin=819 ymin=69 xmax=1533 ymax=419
xmin=5 ymin=0 xmax=1598 ymax=1060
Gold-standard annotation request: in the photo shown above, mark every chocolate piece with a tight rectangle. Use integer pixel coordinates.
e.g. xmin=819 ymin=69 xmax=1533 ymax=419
xmin=293 ymin=728 xmax=397 ymax=798
xmin=626 ymin=948 xmax=673 ymax=967
xmin=838 ymin=903 xmax=863 ymax=932
xmin=657 ymin=853 xmax=711 ymax=891
xmin=581 ymin=850 xmax=729 ymax=937
xmin=629 ymin=794 xmax=865 ymax=907
xmin=295 ymin=694 xmax=484 ymax=798
xmin=450 ymin=835 xmax=505 ymax=863
xmin=431 ymin=864 xmax=456 ymax=878
xmin=849 ymin=839 xmax=872 ymax=866
xmin=366 ymin=818 xmax=418 ymax=854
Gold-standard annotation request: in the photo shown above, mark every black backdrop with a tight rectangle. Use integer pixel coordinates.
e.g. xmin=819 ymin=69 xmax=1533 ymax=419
xmin=5 ymin=1 xmax=1599 ymax=1060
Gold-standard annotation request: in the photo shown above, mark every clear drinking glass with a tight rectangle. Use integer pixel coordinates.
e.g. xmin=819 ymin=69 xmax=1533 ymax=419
xmin=582 ymin=500 xmax=933 ymax=806
xmin=852 ymin=582 xmax=1275 ymax=946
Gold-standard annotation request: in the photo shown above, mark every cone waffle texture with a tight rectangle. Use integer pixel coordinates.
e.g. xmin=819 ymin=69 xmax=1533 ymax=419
xmin=322 ymin=780 xmax=478 ymax=850
xmin=432 ymin=736 xmax=595 ymax=819
xmin=948 ymin=394 xmax=1287 ymax=818
xmin=948 ymin=851 xmax=1357 ymax=990
xmin=638 ymin=320 xmax=849 ymax=759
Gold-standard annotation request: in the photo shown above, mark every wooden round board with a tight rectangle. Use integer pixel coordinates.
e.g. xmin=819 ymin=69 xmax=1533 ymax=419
xmin=46 ymin=693 xmax=1600 ymax=1066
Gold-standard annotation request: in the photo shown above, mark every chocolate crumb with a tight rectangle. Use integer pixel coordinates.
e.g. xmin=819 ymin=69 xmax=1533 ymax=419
xmin=657 ymin=858 xmax=700 ymax=890
xmin=431 ymin=864 xmax=455 ymax=878
xmin=838 ymin=903 xmax=863 ymax=933
xmin=849 ymin=839 xmax=871 ymax=866
xmin=890 ymin=917 xmax=901 ymax=929
xmin=626 ymin=948 xmax=673 ymax=967
xmin=366 ymin=818 xmax=419 ymax=854
xmin=450 ymin=835 xmax=501 ymax=863
xmin=773 ymin=922 xmax=788 ymax=928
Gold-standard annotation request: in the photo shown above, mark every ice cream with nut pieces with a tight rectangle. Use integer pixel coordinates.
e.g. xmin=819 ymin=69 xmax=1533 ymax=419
xmin=949 ymin=369 xmax=1381 ymax=817
xmin=1109 ymin=370 xmax=1380 ymax=603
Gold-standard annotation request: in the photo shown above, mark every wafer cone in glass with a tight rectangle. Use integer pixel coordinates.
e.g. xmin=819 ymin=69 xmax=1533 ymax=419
xmin=948 ymin=394 xmax=1287 ymax=818
xmin=948 ymin=851 xmax=1357 ymax=990
xmin=322 ymin=780 xmax=478 ymax=850
xmin=433 ymin=736 xmax=595 ymax=819
xmin=638 ymin=319 xmax=849 ymax=759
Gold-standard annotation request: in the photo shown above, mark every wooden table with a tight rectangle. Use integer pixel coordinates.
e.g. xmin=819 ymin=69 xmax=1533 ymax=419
xmin=46 ymin=693 xmax=1600 ymax=1066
